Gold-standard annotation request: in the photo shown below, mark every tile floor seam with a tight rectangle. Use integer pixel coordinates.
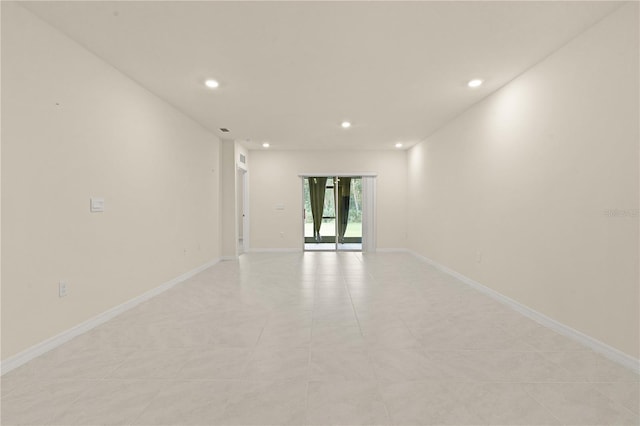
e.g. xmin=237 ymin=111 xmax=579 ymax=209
xmin=342 ymin=255 xmax=391 ymax=423
xmin=587 ymin=381 xmax=640 ymax=420
xmin=102 ymin=350 xmax=153 ymax=381
xmin=40 ymin=380 xmax=101 ymax=425
xmin=253 ymin=324 xmax=266 ymax=350
xmin=373 ymin=379 xmax=393 ymax=425
xmin=521 ymin=382 xmax=572 ymax=426
xmin=303 ymin=378 xmax=311 ymax=426
xmin=127 ymin=379 xmax=170 ymax=426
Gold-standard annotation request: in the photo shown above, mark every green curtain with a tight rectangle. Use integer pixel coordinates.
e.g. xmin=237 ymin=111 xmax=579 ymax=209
xmin=308 ymin=177 xmax=327 ymax=241
xmin=336 ymin=177 xmax=351 ymax=243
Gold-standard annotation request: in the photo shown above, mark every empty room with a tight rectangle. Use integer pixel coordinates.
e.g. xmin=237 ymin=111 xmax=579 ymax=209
xmin=1 ymin=1 xmax=638 ymax=425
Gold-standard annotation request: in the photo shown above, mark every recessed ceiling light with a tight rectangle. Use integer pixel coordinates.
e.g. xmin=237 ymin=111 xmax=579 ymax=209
xmin=205 ymin=79 xmax=219 ymax=89
xmin=395 ymin=143 xmax=403 ymax=148
xmin=262 ymin=142 xmax=270 ymax=148
xmin=467 ymin=79 xmax=483 ymax=88
xmin=341 ymin=121 xmax=351 ymax=129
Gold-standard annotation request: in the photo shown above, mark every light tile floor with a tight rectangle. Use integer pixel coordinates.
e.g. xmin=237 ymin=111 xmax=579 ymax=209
xmin=2 ymin=252 xmax=638 ymax=425
xmin=303 ymin=243 xmax=363 ymax=251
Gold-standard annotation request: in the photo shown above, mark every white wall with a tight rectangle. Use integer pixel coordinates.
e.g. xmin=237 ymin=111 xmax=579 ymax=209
xmin=249 ymin=150 xmax=407 ymax=250
xmin=1 ymin=3 xmax=221 ymax=360
xmin=219 ymin=140 xmax=236 ymax=258
xmin=407 ymin=4 xmax=639 ymax=358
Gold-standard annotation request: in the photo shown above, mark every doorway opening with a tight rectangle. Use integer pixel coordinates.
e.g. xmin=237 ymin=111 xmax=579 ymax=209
xmin=237 ymin=167 xmax=247 ymax=254
xmin=303 ymin=176 xmax=362 ymax=251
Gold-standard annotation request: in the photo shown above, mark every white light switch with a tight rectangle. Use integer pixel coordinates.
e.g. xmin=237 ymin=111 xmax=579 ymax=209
xmin=90 ymin=197 xmax=105 ymax=212
xmin=275 ymin=204 xmax=285 ymax=210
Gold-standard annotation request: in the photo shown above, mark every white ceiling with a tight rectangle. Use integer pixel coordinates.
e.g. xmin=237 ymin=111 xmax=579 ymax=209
xmin=22 ymin=1 xmax=621 ymax=150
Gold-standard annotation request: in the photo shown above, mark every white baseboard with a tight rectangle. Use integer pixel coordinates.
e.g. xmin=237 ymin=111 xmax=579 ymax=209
xmin=248 ymin=248 xmax=302 ymax=253
xmin=249 ymin=248 xmax=407 ymax=254
xmin=249 ymin=248 xmax=410 ymax=254
xmin=1 ymin=258 xmax=221 ymax=376
xmin=407 ymin=250 xmax=640 ymax=375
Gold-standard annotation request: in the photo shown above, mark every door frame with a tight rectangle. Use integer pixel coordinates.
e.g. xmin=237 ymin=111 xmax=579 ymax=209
xmin=237 ymin=165 xmax=248 ymax=254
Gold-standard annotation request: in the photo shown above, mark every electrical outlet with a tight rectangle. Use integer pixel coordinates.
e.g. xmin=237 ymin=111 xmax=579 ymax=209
xmin=59 ymin=281 xmax=68 ymax=297
xmin=476 ymin=251 xmax=483 ymax=263
xmin=280 ymin=232 xmax=284 ymax=238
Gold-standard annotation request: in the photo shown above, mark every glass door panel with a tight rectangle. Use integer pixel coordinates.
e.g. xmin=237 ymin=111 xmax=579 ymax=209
xmin=304 ymin=177 xmax=337 ymax=251
xmin=337 ymin=177 xmax=362 ymax=251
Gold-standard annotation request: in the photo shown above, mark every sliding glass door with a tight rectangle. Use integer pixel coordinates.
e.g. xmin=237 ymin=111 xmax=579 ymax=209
xmin=303 ymin=176 xmax=362 ymax=251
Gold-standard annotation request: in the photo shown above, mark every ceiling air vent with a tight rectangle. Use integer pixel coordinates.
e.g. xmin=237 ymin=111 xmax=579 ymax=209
xmin=219 ymin=128 xmax=230 ymax=133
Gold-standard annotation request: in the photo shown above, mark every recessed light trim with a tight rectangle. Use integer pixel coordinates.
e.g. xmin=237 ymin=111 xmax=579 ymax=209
xmin=395 ymin=143 xmax=403 ymax=148
xmin=467 ymin=79 xmax=483 ymax=88
xmin=341 ymin=121 xmax=351 ymax=129
xmin=205 ymin=79 xmax=219 ymax=89
xmin=262 ymin=142 xmax=270 ymax=148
